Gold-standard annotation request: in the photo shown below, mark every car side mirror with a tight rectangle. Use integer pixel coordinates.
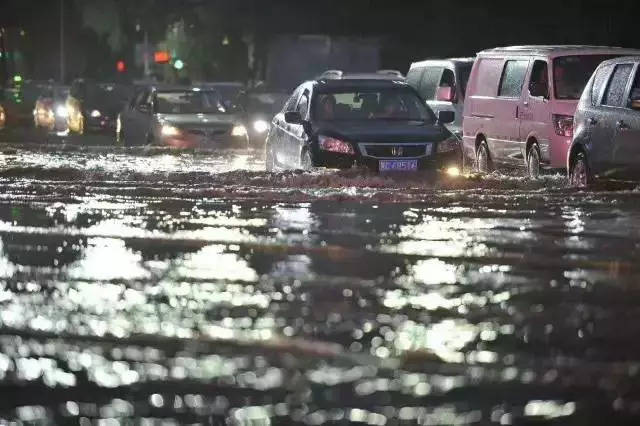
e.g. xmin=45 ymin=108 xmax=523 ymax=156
xmin=436 ymin=86 xmax=455 ymax=103
xmin=284 ymin=111 xmax=303 ymax=124
xmin=437 ymin=110 xmax=455 ymax=124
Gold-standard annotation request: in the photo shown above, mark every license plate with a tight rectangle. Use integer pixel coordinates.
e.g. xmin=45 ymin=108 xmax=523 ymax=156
xmin=379 ymin=159 xmax=418 ymax=172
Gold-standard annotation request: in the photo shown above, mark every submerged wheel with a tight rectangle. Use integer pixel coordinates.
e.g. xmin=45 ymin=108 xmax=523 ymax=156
xmin=569 ymin=151 xmax=592 ymax=188
xmin=527 ymin=143 xmax=541 ymax=179
xmin=476 ymin=141 xmax=492 ymax=173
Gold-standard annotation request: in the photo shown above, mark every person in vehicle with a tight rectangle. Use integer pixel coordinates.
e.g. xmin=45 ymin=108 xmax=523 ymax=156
xmin=376 ymin=94 xmax=406 ymax=119
xmin=317 ymin=94 xmax=336 ymax=120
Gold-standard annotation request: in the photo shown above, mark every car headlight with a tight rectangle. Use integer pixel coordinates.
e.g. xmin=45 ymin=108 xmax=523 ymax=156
xmin=437 ymin=137 xmax=460 ymax=153
xmin=90 ymin=109 xmax=101 ymax=118
xmin=56 ymin=105 xmax=68 ymax=118
xmin=231 ymin=124 xmax=248 ymax=137
xmin=318 ymin=135 xmax=355 ymax=155
xmin=161 ymin=124 xmax=182 ymax=137
xmin=253 ymin=120 xmax=270 ymax=134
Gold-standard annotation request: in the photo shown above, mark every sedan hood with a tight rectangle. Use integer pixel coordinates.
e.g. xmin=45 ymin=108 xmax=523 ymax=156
xmin=315 ymin=120 xmax=452 ymax=143
xmin=158 ymin=113 xmax=241 ymax=127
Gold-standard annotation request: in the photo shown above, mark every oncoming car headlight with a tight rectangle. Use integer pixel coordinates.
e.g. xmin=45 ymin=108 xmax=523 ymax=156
xmin=437 ymin=137 xmax=460 ymax=153
xmin=318 ymin=135 xmax=355 ymax=155
xmin=161 ymin=124 xmax=182 ymax=137
xmin=90 ymin=109 xmax=101 ymax=118
xmin=253 ymin=120 xmax=270 ymax=134
xmin=231 ymin=124 xmax=248 ymax=137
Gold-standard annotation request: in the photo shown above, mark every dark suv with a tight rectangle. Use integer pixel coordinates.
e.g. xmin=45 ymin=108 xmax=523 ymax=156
xmin=265 ymin=75 xmax=460 ymax=172
xmin=569 ymin=56 xmax=640 ymax=186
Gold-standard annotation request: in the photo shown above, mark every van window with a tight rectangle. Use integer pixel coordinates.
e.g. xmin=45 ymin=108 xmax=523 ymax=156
xmin=498 ymin=60 xmax=528 ymax=98
xmin=439 ymin=69 xmax=455 ymax=88
xmin=603 ymin=64 xmax=633 ymax=107
xmin=529 ymin=60 xmax=549 ymax=98
xmin=473 ymin=59 xmax=503 ymax=97
xmin=418 ymin=67 xmax=443 ymax=100
xmin=553 ymin=55 xmax=618 ymax=100
xmin=591 ymin=65 xmax=613 ymax=106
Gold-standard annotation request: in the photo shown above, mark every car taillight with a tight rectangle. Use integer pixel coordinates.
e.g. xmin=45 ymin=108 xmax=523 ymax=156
xmin=318 ymin=135 xmax=354 ymax=155
xmin=553 ymin=114 xmax=574 ymax=137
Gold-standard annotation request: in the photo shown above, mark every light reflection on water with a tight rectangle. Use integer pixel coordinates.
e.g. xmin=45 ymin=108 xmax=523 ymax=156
xmin=1 ymin=147 xmax=640 ymax=423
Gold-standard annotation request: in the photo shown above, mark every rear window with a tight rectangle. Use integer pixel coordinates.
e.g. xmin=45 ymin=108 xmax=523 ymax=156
xmin=553 ymin=55 xmax=619 ymax=100
xmin=498 ymin=60 xmax=528 ymax=98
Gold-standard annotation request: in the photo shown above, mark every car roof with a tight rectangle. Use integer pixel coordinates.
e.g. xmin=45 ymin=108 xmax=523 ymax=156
xmin=152 ymin=85 xmax=217 ymax=92
xmin=317 ymin=70 xmax=405 ymax=81
xmin=312 ymin=79 xmax=410 ymax=90
xmin=478 ymin=45 xmax=640 ymax=58
xmin=410 ymin=57 xmax=475 ymax=69
xmin=599 ymin=56 xmax=640 ymax=66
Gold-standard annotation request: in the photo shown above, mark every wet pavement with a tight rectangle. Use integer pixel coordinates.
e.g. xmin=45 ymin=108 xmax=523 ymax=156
xmin=1 ymin=140 xmax=640 ymax=425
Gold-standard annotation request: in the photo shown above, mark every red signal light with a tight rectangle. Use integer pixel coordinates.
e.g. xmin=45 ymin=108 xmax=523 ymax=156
xmin=154 ymin=51 xmax=170 ymax=64
xmin=116 ymin=60 xmax=126 ymax=73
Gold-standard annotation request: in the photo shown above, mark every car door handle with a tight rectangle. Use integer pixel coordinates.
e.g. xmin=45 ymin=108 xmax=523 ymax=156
xmin=523 ymin=101 xmax=529 ymax=107
xmin=617 ymin=120 xmax=630 ymax=130
xmin=587 ymin=117 xmax=597 ymax=126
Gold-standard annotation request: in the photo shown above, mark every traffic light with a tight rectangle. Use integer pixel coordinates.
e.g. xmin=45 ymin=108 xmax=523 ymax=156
xmin=116 ymin=60 xmax=126 ymax=73
xmin=154 ymin=51 xmax=170 ymax=64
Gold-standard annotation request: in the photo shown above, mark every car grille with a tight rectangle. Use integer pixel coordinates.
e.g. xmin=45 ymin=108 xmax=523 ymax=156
xmin=186 ymin=127 xmax=230 ymax=138
xmin=360 ymin=144 xmax=430 ymax=158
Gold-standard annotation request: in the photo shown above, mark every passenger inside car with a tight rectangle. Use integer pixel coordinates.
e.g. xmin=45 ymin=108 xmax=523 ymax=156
xmin=376 ymin=94 xmax=406 ymax=119
xmin=317 ymin=94 xmax=336 ymax=120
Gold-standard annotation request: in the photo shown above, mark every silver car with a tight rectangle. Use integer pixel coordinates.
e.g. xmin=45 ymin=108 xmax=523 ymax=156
xmin=406 ymin=58 xmax=474 ymax=138
xmin=117 ymin=86 xmax=249 ymax=148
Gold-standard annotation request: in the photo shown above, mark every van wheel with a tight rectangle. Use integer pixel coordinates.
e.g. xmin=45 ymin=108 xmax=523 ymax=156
xmin=476 ymin=141 xmax=492 ymax=173
xmin=300 ymin=148 xmax=313 ymax=171
xmin=527 ymin=144 xmax=541 ymax=179
xmin=569 ymin=151 xmax=592 ymax=188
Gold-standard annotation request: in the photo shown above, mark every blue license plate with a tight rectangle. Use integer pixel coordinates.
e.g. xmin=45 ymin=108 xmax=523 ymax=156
xmin=379 ymin=159 xmax=419 ymax=172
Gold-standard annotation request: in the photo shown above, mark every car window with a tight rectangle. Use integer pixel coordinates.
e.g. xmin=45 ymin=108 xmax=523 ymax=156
xmin=529 ymin=60 xmax=549 ymax=98
xmin=284 ymin=88 xmax=303 ymax=112
xmin=296 ymin=91 xmax=310 ymax=118
xmin=627 ymin=67 xmax=640 ymax=109
xmin=312 ymin=87 xmax=434 ymax=123
xmin=418 ymin=67 xmax=443 ymax=100
xmin=155 ymin=91 xmax=230 ymax=114
xmin=603 ymin=64 xmax=633 ymax=107
xmin=498 ymin=60 xmax=528 ymax=98
xmin=439 ymin=69 xmax=455 ymax=89
xmin=591 ymin=65 xmax=612 ymax=106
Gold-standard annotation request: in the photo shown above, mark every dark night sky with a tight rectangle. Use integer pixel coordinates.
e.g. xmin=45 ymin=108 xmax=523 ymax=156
xmin=2 ymin=0 xmax=640 ymax=82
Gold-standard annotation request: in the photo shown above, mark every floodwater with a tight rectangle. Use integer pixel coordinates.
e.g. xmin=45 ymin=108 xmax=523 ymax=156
xmin=1 ymin=143 xmax=640 ymax=425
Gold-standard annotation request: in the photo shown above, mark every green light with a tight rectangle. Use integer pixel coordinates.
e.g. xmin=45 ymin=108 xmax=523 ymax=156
xmin=173 ymin=59 xmax=184 ymax=70
xmin=13 ymin=75 xmax=22 ymax=83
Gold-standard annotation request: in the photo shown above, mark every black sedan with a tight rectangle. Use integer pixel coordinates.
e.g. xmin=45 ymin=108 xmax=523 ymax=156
xmin=265 ymin=78 xmax=461 ymax=173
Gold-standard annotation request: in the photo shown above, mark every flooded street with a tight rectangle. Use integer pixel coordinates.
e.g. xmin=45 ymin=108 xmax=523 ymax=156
xmin=1 ymin=143 xmax=640 ymax=425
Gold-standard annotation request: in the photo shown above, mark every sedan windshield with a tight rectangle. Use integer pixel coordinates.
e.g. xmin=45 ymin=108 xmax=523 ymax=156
xmin=553 ymin=55 xmax=619 ymax=100
xmin=156 ymin=90 xmax=235 ymax=114
xmin=312 ymin=87 xmax=434 ymax=122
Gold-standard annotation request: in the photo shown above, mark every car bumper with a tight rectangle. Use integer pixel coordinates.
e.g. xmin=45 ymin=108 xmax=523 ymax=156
xmin=316 ymin=149 xmax=462 ymax=172
xmin=86 ymin=117 xmax=117 ymax=135
xmin=161 ymin=134 xmax=248 ymax=149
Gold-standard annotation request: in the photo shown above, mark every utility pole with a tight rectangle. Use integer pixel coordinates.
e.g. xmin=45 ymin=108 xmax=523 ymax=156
xmin=143 ymin=29 xmax=150 ymax=77
xmin=60 ymin=0 xmax=65 ymax=84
